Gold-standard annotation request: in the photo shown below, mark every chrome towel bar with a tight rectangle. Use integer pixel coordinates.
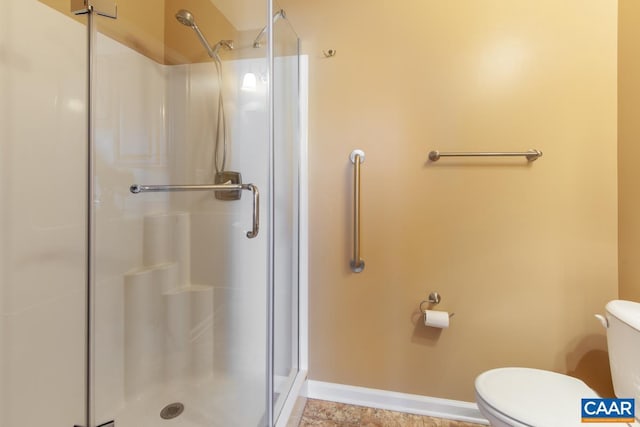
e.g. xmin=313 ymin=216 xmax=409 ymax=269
xmin=428 ymin=149 xmax=542 ymax=162
xmin=350 ymin=150 xmax=365 ymax=273
xmin=130 ymin=183 xmax=259 ymax=239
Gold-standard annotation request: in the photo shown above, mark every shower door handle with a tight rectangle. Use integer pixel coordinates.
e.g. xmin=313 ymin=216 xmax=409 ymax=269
xmin=130 ymin=183 xmax=260 ymax=239
xmin=243 ymin=184 xmax=259 ymax=239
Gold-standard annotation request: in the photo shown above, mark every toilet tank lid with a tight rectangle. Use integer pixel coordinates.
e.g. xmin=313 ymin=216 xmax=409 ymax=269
xmin=606 ymin=300 xmax=640 ymax=332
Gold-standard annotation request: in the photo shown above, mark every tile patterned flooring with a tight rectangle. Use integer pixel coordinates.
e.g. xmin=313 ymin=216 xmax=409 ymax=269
xmin=293 ymin=398 xmax=487 ymax=427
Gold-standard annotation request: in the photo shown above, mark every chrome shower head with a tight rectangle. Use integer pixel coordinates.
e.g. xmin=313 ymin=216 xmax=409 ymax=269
xmin=175 ymin=9 xmax=195 ymax=27
xmin=253 ymin=9 xmax=287 ymax=48
xmin=175 ymin=9 xmax=225 ymax=60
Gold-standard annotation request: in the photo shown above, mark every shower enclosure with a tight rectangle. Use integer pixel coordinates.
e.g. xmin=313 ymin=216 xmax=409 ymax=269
xmin=0 ymin=0 xmax=303 ymax=426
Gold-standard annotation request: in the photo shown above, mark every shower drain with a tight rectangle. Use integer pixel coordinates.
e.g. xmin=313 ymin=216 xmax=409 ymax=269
xmin=160 ymin=402 xmax=185 ymax=420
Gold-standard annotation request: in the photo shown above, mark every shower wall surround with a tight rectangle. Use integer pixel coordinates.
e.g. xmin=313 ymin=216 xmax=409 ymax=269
xmin=123 ymin=213 xmax=214 ymax=399
xmin=92 ymin=27 xmax=273 ymax=425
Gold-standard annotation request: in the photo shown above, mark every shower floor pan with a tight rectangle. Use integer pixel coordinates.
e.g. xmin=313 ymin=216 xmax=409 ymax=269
xmin=110 ymin=374 xmax=265 ymax=427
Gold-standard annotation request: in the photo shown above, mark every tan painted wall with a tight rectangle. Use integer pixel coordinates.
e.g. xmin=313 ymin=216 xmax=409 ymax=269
xmin=619 ymin=1 xmax=640 ymax=303
xmin=280 ymin=0 xmax=618 ymax=401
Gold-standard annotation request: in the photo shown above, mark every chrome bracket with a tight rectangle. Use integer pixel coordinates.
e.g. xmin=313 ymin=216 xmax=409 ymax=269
xmin=214 ymin=171 xmax=243 ymax=201
xmin=71 ymin=0 xmax=118 ymax=19
xmin=428 ymin=292 xmax=441 ymax=305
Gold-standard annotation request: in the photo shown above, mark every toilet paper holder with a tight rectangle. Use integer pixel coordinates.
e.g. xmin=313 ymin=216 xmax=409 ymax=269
xmin=419 ymin=292 xmax=455 ymax=318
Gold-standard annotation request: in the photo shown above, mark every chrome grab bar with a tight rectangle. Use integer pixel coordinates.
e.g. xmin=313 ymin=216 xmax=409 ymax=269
xmin=349 ymin=150 xmax=365 ymax=273
xmin=428 ymin=149 xmax=542 ymax=162
xmin=130 ymin=183 xmax=260 ymax=239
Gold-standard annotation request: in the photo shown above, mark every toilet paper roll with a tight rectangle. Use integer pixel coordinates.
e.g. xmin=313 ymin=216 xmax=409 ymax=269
xmin=423 ymin=310 xmax=450 ymax=328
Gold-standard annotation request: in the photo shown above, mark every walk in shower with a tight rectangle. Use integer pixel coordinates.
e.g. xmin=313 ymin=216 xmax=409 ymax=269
xmin=0 ymin=0 xmax=303 ymax=426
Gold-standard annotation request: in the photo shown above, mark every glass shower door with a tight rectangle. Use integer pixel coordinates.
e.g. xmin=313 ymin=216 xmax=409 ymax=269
xmin=91 ymin=1 xmax=271 ymax=425
xmin=0 ymin=1 xmax=88 ymax=426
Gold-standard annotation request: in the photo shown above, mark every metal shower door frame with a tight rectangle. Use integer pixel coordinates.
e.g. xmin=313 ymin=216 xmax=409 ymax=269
xmin=70 ymin=2 xmax=115 ymax=426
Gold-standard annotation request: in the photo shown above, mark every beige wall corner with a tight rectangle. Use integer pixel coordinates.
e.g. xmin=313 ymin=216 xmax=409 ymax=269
xmin=619 ymin=1 xmax=640 ymax=303
xmin=280 ymin=0 xmax=618 ymax=401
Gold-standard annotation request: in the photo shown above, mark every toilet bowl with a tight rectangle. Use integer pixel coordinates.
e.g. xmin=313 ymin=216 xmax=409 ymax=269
xmin=475 ymin=367 xmax=623 ymax=427
xmin=474 ymin=300 xmax=640 ymax=427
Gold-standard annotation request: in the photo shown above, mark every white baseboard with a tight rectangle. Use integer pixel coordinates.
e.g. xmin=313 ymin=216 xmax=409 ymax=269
xmin=303 ymin=380 xmax=489 ymax=425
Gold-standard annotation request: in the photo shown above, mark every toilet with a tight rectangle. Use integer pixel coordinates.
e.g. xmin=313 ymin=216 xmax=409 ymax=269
xmin=475 ymin=300 xmax=640 ymax=427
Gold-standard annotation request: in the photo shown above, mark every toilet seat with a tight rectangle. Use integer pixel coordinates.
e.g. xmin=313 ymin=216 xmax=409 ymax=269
xmin=475 ymin=392 xmax=529 ymax=427
xmin=475 ymin=367 xmax=625 ymax=427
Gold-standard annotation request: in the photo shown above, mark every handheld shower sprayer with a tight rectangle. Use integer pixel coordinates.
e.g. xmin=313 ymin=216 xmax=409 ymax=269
xmin=175 ymin=9 xmax=195 ymax=27
xmin=175 ymin=10 xmax=234 ymax=62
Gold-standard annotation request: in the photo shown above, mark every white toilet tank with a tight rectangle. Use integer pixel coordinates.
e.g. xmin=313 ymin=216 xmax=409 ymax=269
xmin=605 ymin=299 xmax=640 ymax=421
